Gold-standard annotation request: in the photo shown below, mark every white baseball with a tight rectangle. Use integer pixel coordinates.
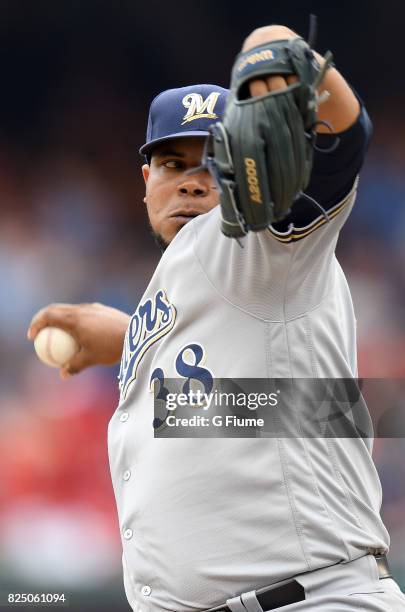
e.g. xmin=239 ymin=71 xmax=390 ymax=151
xmin=34 ymin=327 xmax=80 ymax=368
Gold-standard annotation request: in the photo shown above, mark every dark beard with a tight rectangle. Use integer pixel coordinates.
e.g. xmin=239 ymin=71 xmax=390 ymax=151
xmin=150 ymin=227 xmax=169 ymax=253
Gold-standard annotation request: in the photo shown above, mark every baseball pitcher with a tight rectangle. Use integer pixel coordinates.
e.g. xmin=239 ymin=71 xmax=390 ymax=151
xmin=28 ymin=24 xmax=405 ymax=611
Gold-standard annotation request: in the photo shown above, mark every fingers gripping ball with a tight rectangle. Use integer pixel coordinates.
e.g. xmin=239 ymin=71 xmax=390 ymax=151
xmin=34 ymin=327 xmax=80 ymax=368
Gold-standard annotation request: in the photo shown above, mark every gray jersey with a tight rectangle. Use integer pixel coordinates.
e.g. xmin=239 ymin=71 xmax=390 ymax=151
xmin=108 ymin=180 xmax=390 ymax=612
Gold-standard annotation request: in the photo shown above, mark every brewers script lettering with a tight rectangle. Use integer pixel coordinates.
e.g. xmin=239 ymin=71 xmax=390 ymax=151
xmin=118 ymin=290 xmax=176 ymax=400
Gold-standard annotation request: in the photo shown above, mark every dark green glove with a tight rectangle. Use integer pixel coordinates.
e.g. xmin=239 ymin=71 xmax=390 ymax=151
xmin=203 ymin=37 xmax=333 ymax=238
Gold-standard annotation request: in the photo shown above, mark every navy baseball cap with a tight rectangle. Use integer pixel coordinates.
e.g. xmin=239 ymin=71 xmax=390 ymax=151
xmin=139 ymin=84 xmax=229 ymax=157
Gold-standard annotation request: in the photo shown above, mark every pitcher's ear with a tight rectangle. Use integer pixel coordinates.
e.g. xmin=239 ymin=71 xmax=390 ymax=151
xmin=142 ymin=164 xmax=150 ymax=184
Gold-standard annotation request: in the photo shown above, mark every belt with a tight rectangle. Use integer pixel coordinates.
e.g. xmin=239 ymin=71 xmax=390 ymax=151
xmin=207 ymin=554 xmax=392 ymax=612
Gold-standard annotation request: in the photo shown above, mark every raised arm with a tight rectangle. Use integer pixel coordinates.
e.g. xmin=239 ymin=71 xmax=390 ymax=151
xmin=243 ymin=24 xmax=360 ymax=133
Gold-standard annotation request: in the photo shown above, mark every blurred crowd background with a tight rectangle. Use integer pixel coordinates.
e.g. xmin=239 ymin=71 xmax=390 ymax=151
xmin=0 ymin=1 xmax=403 ymax=610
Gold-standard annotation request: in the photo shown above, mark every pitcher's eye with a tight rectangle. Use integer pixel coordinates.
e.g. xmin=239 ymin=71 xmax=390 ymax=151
xmin=163 ymin=160 xmax=181 ymax=169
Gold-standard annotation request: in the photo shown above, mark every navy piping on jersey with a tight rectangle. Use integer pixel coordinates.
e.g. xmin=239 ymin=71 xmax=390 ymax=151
xmin=268 ymin=177 xmax=358 ymax=244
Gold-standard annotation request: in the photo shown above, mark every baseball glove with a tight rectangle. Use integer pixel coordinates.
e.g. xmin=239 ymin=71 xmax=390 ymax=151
xmin=202 ymin=35 xmax=333 ymax=238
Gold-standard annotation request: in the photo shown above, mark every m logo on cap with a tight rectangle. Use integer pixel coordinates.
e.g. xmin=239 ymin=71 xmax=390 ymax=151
xmin=181 ymin=92 xmax=221 ymax=125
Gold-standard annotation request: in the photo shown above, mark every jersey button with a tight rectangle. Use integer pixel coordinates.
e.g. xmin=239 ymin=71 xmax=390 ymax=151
xmin=123 ymin=469 xmax=131 ymax=481
xmin=141 ymin=585 xmax=152 ymax=597
xmin=123 ymin=528 xmax=133 ymax=540
xmin=119 ymin=412 xmax=129 ymax=422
